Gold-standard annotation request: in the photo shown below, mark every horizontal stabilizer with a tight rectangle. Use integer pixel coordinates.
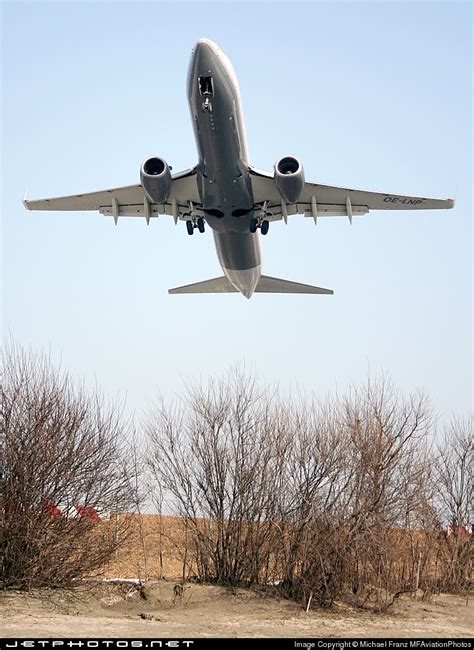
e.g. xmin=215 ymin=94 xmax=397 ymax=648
xmin=255 ymin=275 xmax=333 ymax=294
xmin=169 ymin=274 xmax=333 ymax=295
xmin=168 ymin=276 xmax=237 ymax=294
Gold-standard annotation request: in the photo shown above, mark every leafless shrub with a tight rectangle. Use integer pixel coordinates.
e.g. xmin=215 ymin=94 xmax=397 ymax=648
xmin=145 ymin=366 xmax=470 ymax=609
xmin=145 ymin=367 xmax=290 ymax=586
xmin=272 ymin=399 xmax=350 ymax=603
xmin=434 ymin=417 xmax=473 ymax=592
xmin=0 ymin=342 xmax=136 ymax=589
xmin=339 ymin=380 xmax=434 ymax=602
xmin=129 ymin=434 xmax=149 ymax=582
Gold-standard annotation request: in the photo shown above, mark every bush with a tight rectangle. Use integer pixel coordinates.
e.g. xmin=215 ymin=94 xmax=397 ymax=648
xmin=0 ymin=343 xmax=136 ymax=589
xmin=146 ymin=368 xmax=459 ymax=609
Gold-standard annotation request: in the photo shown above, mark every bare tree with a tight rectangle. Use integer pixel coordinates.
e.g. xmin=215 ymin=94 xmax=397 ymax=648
xmin=333 ymin=378 xmax=434 ymax=605
xmin=436 ymin=417 xmax=472 ymax=529
xmin=268 ymin=378 xmax=437 ymax=609
xmin=145 ymin=366 xmax=466 ymax=609
xmin=0 ymin=342 xmax=136 ymax=589
xmin=274 ymin=398 xmax=351 ymax=600
xmin=128 ymin=433 xmax=149 ymax=582
xmin=145 ymin=367 xmax=290 ymax=586
xmin=434 ymin=417 xmax=473 ymax=591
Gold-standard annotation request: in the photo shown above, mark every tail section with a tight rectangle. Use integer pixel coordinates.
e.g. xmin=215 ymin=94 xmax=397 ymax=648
xmin=168 ymin=276 xmax=237 ymax=294
xmin=255 ymin=275 xmax=333 ymax=294
xmin=169 ymin=274 xmax=333 ymax=296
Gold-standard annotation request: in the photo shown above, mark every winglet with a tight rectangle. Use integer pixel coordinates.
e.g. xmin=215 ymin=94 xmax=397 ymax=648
xmin=22 ymin=189 xmax=30 ymax=210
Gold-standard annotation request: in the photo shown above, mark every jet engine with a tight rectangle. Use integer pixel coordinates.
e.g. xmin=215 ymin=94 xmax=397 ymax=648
xmin=274 ymin=156 xmax=305 ymax=203
xmin=140 ymin=157 xmax=172 ymax=203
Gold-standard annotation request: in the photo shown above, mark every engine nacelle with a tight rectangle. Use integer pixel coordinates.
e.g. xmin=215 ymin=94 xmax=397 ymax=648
xmin=274 ymin=156 xmax=305 ymax=203
xmin=140 ymin=157 xmax=172 ymax=203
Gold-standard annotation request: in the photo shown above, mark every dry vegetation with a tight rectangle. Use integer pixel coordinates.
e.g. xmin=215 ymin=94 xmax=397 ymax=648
xmin=103 ymin=513 xmax=471 ymax=606
xmin=1 ymin=345 xmax=472 ymax=622
xmin=144 ymin=369 xmax=472 ymax=610
xmin=0 ymin=344 xmax=137 ymax=589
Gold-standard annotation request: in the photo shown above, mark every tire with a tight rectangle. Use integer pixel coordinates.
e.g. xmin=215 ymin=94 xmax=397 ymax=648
xmin=261 ymin=220 xmax=269 ymax=235
xmin=186 ymin=220 xmax=194 ymax=235
xmin=249 ymin=217 xmax=258 ymax=234
xmin=197 ymin=217 xmax=205 ymax=233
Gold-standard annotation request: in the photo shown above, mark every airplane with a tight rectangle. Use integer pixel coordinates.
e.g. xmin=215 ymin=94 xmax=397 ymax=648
xmin=23 ymin=38 xmax=454 ymax=299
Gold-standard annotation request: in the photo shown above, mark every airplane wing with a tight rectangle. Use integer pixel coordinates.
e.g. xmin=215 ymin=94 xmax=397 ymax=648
xmin=249 ymin=167 xmax=454 ymax=224
xmin=23 ymin=168 xmax=203 ymax=224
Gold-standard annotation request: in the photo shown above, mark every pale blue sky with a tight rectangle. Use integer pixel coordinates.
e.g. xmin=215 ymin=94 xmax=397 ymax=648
xmin=2 ymin=1 xmax=472 ymax=424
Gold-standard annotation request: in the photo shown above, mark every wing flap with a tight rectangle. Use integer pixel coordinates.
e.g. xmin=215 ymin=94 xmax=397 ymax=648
xmin=264 ymin=203 xmax=368 ymax=222
xmin=99 ymin=202 xmax=205 ymax=219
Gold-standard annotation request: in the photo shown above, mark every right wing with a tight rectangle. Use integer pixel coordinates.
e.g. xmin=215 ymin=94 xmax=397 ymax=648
xmin=23 ymin=168 xmax=203 ymax=224
xmin=249 ymin=167 xmax=455 ymax=223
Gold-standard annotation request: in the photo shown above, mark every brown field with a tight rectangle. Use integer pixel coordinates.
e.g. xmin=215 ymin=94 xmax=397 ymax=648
xmin=1 ymin=515 xmax=472 ymax=638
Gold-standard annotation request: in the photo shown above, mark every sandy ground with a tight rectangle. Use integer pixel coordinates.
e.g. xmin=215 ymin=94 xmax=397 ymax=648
xmin=1 ymin=582 xmax=472 ymax=638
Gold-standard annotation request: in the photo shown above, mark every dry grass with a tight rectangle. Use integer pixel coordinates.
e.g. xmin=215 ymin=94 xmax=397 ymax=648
xmin=97 ymin=513 xmax=471 ymax=595
xmin=99 ymin=514 xmax=193 ymax=581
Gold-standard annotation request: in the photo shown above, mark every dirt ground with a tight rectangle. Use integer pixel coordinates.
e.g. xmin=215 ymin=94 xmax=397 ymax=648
xmin=1 ymin=581 xmax=472 ymax=638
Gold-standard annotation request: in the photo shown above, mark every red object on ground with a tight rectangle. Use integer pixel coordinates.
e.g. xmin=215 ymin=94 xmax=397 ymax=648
xmin=74 ymin=505 xmax=101 ymax=521
xmin=43 ymin=502 xmax=63 ymax=517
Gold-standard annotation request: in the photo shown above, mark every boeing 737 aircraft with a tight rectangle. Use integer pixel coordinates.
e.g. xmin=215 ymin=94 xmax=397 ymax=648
xmin=23 ymin=38 xmax=454 ymax=298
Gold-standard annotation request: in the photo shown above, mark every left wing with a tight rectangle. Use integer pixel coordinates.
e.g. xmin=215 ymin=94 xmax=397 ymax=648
xmin=249 ymin=167 xmax=454 ymax=224
xmin=23 ymin=168 xmax=203 ymax=224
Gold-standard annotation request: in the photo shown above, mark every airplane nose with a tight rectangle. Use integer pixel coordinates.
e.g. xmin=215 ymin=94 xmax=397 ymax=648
xmin=195 ymin=38 xmax=219 ymax=51
xmin=192 ymin=38 xmax=219 ymax=70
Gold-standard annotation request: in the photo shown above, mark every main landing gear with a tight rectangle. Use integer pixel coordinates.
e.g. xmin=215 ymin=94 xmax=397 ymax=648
xmin=250 ymin=217 xmax=270 ymax=235
xmin=186 ymin=217 xmax=205 ymax=235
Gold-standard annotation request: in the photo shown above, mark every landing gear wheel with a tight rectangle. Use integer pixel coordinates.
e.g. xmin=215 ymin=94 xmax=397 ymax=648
xmin=261 ymin=220 xmax=269 ymax=235
xmin=249 ymin=217 xmax=258 ymax=234
xmin=186 ymin=220 xmax=194 ymax=236
xmin=197 ymin=217 xmax=205 ymax=233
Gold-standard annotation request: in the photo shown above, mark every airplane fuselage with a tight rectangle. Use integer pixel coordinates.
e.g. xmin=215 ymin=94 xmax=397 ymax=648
xmin=187 ymin=38 xmax=261 ymax=298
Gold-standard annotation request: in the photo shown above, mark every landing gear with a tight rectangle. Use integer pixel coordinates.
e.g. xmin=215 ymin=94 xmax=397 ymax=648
xmin=186 ymin=217 xmax=206 ymax=235
xmin=249 ymin=217 xmax=270 ymax=235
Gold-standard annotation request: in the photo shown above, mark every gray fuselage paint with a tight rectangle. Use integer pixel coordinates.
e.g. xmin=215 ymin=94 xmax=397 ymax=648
xmin=187 ymin=40 xmax=261 ymax=295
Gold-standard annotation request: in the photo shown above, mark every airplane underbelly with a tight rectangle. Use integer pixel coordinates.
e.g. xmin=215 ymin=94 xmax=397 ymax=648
xmin=199 ymin=154 xmax=253 ymax=220
xmin=213 ymin=230 xmax=261 ymax=271
xmin=195 ymin=102 xmax=254 ymax=223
